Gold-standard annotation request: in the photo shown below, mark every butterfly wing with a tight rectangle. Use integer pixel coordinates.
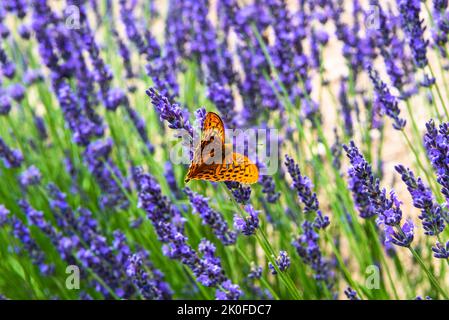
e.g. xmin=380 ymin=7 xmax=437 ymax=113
xmin=218 ymin=152 xmax=259 ymax=184
xmin=202 ymin=112 xmax=225 ymax=144
xmin=185 ymin=112 xmax=226 ymax=182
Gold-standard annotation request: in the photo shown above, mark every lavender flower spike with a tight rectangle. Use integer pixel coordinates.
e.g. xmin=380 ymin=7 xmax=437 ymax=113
xmin=185 ymin=188 xmax=237 ymax=245
xmin=397 ymin=0 xmax=429 ymax=69
xmin=395 ymin=165 xmax=445 ymax=236
xmin=384 ymin=220 xmax=414 ymax=248
xmin=344 ymin=287 xmax=360 ymax=300
xmin=424 ymin=120 xmax=449 ymax=205
xmin=233 ymin=205 xmax=259 ymax=236
xmin=146 ymin=88 xmax=193 ymax=138
xmin=368 ymin=67 xmax=406 ymax=130
xmin=0 ymin=137 xmax=23 ymax=168
xmin=284 ymin=155 xmax=319 ymax=213
xmin=19 ymin=165 xmax=42 ymax=189
xmin=126 ymin=253 xmax=172 ymax=300
xmin=432 ymin=241 xmax=449 ymax=259
xmin=268 ymin=250 xmax=291 ymax=275
xmin=343 ymin=141 xmax=378 ymax=219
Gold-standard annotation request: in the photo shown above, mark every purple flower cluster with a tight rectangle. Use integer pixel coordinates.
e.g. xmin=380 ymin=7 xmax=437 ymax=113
xmin=268 ymin=250 xmax=290 ymax=275
xmin=395 ymin=165 xmax=445 ymax=236
xmin=147 ymin=88 xmax=193 ymax=138
xmin=432 ymin=0 xmax=449 ymax=57
xmin=368 ymin=68 xmax=406 ymax=130
xmin=48 ymin=183 xmax=173 ymax=298
xmin=233 ymin=205 xmax=259 ymax=236
xmin=126 ymin=253 xmax=172 ymax=300
xmin=285 ymin=155 xmax=330 ymax=229
xmin=292 ymin=221 xmax=333 ymax=284
xmin=0 ymin=202 xmax=54 ymax=275
xmin=135 ymin=168 xmax=241 ymax=299
xmin=343 ymin=141 xmax=380 ymax=219
xmin=0 ymin=137 xmax=23 ymax=168
xmin=19 ymin=165 xmax=42 ymax=189
xmin=225 ymin=181 xmax=252 ymax=204
xmin=396 ymin=0 xmax=429 ymax=69
xmin=84 ymin=139 xmax=130 ymax=210
xmin=384 ymin=220 xmax=414 ymax=248
xmin=260 ymin=175 xmax=280 ymax=203
xmin=432 ymin=241 xmax=449 ymax=259
xmin=185 ymin=187 xmax=236 ymax=245
xmin=344 ymin=287 xmax=360 ymax=300
xmin=284 ymin=155 xmax=319 ymax=214
xmin=424 ymin=120 xmax=449 ymax=204
xmin=0 ymin=46 xmax=15 ymax=78
xmin=344 ymin=141 xmax=414 ymax=248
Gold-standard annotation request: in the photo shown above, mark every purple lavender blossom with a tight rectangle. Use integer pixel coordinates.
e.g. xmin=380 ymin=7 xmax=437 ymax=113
xmin=424 ymin=120 xmax=449 ymax=204
xmin=0 ymin=46 xmax=15 ymax=78
xmin=33 ymin=114 xmax=48 ymax=140
xmin=114 ymin=31 xmax=134 ymax=83
xmin=0 ymin=137 xmax=23 ymax=168
xmin=164 ymin=161 xmax=179 ymax=195
xmin=331 ymin=129 xmax=342 ymax=170
xmin=415 ymin=295 xmax=433 ymax=300
xmin=384 ymin=220 xmax=414 ymax=247
xmin=432 ymin=241 xmax=449 ymax=259
xmin=105 ymin=87 xmax=126 ymax=111
xmin=84 ymin=139 xmax=130 ymax=210
xmin=135 ymin=167 xmax=240 ymax=297
xmin=215 ymin=280 xmax=242 ymax=300
xmin=344 ymin=287 xmax=360 ymax=300
xmin=185 ymin=187 xmax=236 ymax=245
xmin=197 ymin=240 xmax=226 ymax=287
xmin=55 ymin=81 xmax=102 ymax=146
xmin=397 ymin=0 xmax=429 ymax=69
xmin=376 ymin=190 xmax=403 ymax=227
xmin=0 ymin=95 xmax=11 ymax=115
xmin=284 ymin=155 xmax=318 ymax=213
xmin=126 ymin=253 xmax=172 ymax=300
xmin=207 ymin=83 xmax=236 ymax=125
xmin=7 ymin=202 xmax=54 ymax=276
xmin=248 ymin=265 xmax=263 ymax=279
xmin=19 ymin=165 xmax=42 ymax=188
xmin=18 ymin=24 xmax=31 ymax=39
xmin=260 ymin=175 xmax=280 ymax=203
xmin=147 ymin=88 xmax=193 ymax=137
xmin=293 ymin=221 xmax=333 ymax=284
xmin=23 ymin=69 xmax=44 ymax=85
xmin=395 ymin=165 xmax=445 ymax=236
xmin=432 ymin=0 xmax=449 ymax=56
xmin=195 ymin=107 xmax=206 ymax=130
xmin=233 ymin=205 xmax=259 ymax=236
xmin=225 ymin=181 xmax=251 ymax=204
xmin=368 ymin=68 xmax=406 ymax=130
xmin=4 ymin=0 xmax=27 ymax=19
xmin=268 ymin=250 xmax=290 ymax=275
xmin=8 ymin=84 xmax=25 ymax=102
xmin=343 ymin=141 xmax=378 ymax=218
xmin=339 ymin=78 xmax=354 ymax=137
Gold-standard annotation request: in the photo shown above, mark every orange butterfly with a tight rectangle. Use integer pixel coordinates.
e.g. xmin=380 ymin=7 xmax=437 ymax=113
xmin=185 ymin=112 xmax=259 ymax=184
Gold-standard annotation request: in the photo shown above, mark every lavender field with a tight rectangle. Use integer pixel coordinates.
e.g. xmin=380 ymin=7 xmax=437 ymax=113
xmin=0 ymin=0 xmax=449 ymax=300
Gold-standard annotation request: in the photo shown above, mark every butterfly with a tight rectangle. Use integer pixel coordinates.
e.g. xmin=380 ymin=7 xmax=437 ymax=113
xmin=185 ymin=112 xmax=259 ymax=184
